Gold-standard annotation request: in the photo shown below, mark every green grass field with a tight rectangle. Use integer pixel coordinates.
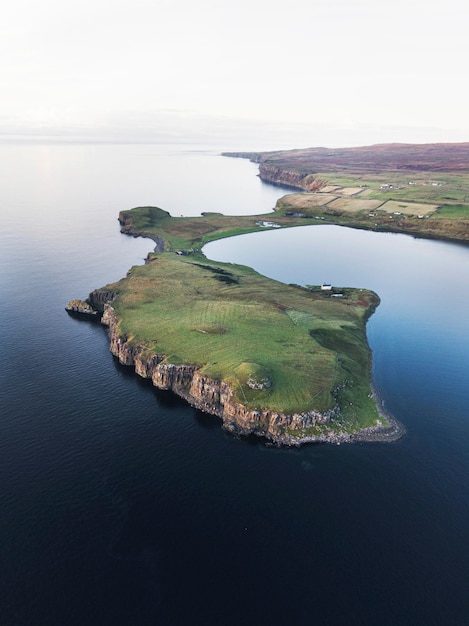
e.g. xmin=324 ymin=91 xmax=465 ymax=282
xmin=433 ymin=204 xmax=469 ymax=218
xmin=102 ymin=247 xmax=380 ymax=427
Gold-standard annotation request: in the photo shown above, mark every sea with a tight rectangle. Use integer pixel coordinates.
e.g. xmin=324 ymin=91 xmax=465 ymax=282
xmin=0 ymin=142 xmax=468 ymax=626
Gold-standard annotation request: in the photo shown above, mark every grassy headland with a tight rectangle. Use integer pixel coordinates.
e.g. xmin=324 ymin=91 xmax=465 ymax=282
xmin=75 ymin=203 xmax=402 ymax=444
xmin=104 ymin=250 xmax=379 ymax=422
xmin=118 ymin=206 xmax=312 ymax=252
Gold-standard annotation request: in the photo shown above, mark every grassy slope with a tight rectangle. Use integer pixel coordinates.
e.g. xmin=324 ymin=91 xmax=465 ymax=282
xmin=102 ymin=210 xmax=382 ymax=431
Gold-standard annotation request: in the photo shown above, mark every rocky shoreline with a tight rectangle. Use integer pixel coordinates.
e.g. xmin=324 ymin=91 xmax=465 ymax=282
xmin=267 ymin=383 xmax=405 ymax=447
xmin=355 ymin=383 xmax=406 ymax=443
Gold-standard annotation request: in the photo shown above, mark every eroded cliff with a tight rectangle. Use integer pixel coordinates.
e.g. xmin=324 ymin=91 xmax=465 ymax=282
xmin=258 ymin=164 xmax=325 ymax=192
xmin=101 ymin=303 xmax=343 ymax=445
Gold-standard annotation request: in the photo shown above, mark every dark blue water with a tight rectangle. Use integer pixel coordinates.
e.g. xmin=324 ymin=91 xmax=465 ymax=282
xmin=1 ymin=143 xmax=468 ymax=625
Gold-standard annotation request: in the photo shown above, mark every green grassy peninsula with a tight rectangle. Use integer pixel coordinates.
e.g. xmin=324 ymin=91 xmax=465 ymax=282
xmin=72 ymin=205 xmax=403 ymax=445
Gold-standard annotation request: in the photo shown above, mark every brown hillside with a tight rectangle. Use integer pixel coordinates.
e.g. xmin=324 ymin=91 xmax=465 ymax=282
xmin=256 ymin=143 xmax=469 ymax=174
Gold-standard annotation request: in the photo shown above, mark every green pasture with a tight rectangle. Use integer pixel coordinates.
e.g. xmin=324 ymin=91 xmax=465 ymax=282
xmin=312 ymin=170 xmax=469 ymax=207
xmin=105 ymin=251 xmax=379 ymax=423
xmin=433 ymin=204 xmax=469 ymax=219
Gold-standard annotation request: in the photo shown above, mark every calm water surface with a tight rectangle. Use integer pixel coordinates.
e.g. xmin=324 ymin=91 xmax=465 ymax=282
xmin=1 ymin=143 xmax=468 ymax=625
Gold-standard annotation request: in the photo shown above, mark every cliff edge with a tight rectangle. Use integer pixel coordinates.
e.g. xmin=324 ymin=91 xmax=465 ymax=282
xmin=101 ymin=302 xmax=402 ymax=445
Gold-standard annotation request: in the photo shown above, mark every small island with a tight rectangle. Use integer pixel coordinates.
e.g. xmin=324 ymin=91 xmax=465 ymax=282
xmin=69 ymin=141 xmax=469 ymax=445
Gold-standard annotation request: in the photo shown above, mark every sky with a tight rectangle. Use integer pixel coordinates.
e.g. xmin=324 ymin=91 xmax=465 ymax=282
xmin=1 ymin=0 xmax=468 ymax=148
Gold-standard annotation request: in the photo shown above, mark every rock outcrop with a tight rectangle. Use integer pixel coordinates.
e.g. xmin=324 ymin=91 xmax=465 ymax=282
xmin=221 ymin=151 xmax=264 ymax=163
xmin=65 ymin=299 xmax=99 ymax=318
xmin=118 ymin=210 xmax=166 ymax=252
xmin=222 ymin=153 xmax=325 ymax=192
xmin=258 ymin=164 xmax=324 ymax=192
xmin=88 ymin=289 xmax=118 ymax=313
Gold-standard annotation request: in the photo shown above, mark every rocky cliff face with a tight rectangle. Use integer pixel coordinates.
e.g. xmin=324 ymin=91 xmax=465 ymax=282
xmin=222 ymin=154 xmax=324 ymax=191
xmin=65 ymin=299 xmax=99 ymax=318
xmin=88 ymin=289 xmax=118 ymax=313
xmin=100 ymin=303 xmax=340 ymax=445
xmin=221 ymin=151 xmax=263 ymax=163
xmin=258 ymin=164 xmax=324 ymax=192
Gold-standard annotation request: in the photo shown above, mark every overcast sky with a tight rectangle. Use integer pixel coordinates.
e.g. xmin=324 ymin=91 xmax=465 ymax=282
xmin=1 ymin=0 xmax=468 ymax=147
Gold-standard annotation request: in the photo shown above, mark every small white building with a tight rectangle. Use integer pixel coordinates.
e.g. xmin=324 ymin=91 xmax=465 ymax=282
xmin=321 ymin=283 xmax=332 ymax=291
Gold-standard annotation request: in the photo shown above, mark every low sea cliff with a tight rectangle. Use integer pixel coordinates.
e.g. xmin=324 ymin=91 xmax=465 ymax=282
xmin=98 ymin=300 xmax=403 ymax=446
xmin=258 ymin=164 xmax=324 ymax=192
xmin=222 ymin=152 xmax=324 ymax=192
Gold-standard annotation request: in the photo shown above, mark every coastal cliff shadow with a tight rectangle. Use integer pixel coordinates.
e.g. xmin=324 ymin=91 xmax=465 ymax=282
xmin=111 ymin=357 xmax=193 ymax=411
xmin=191 ymin=408 xmax=271 ymax=446
xmin=193 ymin=409 xmax=220 ymax=430
xmin=65 ymin=309 xmax=102 ymax=324
xmin=193 ymin=410 xmax=272 ymax=448
xmin=110 ymin=356 xmax=323 ymax=451
xmin=195 ymin=410 xmax=307 ymax=452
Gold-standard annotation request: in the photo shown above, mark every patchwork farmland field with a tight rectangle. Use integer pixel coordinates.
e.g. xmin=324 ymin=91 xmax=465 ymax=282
xmin=327 ymin=197 xmax=385 ymax=212
xmin=379 ymin=200 xmax=439 ymax=216
xmin=233 ymin=143 xmax=469 ymax=243
xmin=282 ymin=193 xmax=338 ymax=208
xmin=336 ymin=187 xmax=364 ymax=196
